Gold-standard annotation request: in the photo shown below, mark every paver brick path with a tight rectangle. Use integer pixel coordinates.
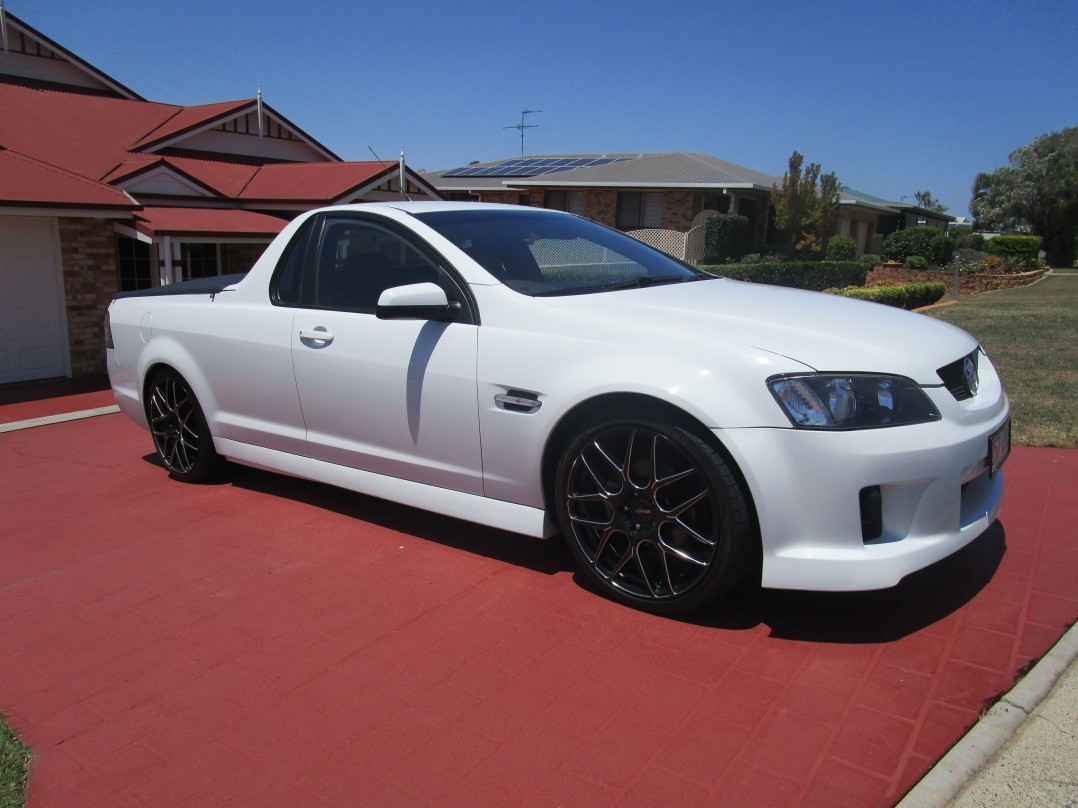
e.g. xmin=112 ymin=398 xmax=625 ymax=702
xmin=2 ymin=413 xmax=1076 ymax=806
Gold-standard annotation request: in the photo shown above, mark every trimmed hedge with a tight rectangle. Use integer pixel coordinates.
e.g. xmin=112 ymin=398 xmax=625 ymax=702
xmin=825 ymin=235 xmax=856 ymax=260
xmin=699 ymin=260 xmax=867 ymax=291
xmin=986 ymin=234 xmax=1042 ymax=267
xmin=882 ymin=226 xmax=943 ymax=263
xmin=831 ymin=281 xmax=946 ymax=310
xmin=702 ymin=214 xmax=751 ymax=263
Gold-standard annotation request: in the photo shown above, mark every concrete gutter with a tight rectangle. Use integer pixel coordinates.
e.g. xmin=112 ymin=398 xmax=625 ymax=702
xmin=898 ymin=619 xmax=1078 ymax=806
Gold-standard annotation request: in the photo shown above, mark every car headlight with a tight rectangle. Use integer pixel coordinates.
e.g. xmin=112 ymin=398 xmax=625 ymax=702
xmin=768 ymin=374 xmax=941 ymax=429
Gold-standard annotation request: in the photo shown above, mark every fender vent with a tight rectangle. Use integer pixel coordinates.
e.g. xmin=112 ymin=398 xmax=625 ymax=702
xmin=495 ymin=390 xmax=542 ymax=414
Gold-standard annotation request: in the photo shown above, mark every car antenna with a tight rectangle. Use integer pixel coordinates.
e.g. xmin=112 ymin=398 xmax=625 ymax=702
xmin=368 ymin=145 xmax=412 ymax=201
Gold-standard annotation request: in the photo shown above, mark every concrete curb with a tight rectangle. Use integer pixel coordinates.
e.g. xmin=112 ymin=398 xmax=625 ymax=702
xmin=0 ymin=405 xmax=120 ymax=433
xmin=897 ymin=619 xmax=1078 ymax=807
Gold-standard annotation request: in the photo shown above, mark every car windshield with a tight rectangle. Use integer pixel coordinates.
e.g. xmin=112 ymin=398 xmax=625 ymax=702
xmin=412 ymin=209 xmax=706 ymax=296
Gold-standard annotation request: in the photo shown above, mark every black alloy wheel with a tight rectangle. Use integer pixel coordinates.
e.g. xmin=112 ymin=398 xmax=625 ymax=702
xmin=555 ymin=420 xmax=752 ymax=613
xmin=146 ymin=369 xmax=220 ymax=482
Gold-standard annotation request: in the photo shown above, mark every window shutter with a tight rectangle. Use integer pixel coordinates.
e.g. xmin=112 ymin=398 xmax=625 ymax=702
xmin=569 ymin=191 xmax=587 ymax=216
xmin=643 ymin=193 xmax=664 ymax=228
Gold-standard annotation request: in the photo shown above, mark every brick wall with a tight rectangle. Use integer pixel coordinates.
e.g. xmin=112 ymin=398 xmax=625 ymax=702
xmin=867 ymin=267 xmax=1049 ymax=296
xmin=58 ymin=217 xmax=119 ymax=377
xmin=664 ymin=190 xmax=695 ymax=232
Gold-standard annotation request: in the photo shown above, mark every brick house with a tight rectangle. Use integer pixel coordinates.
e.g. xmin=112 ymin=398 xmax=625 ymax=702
xmin=428 ymin=153 xmax=909 ymax=258
xmin=0 ymin=10 xmax=440 ymax=384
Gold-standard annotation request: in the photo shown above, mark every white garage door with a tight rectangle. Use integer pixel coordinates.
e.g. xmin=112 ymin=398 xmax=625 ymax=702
xmin=0 ymin=217 xmax=69 ymax=383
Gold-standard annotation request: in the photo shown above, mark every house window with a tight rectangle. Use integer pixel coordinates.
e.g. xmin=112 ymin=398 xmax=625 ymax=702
xmin=116 ymin=236 xmax=152 ymax=291
xmin=616 ymin=192 xmax=664 ymax=230
xmin=182 ymin=243 xmax=219 ymax=280
xmin=696 ymin=193 xmax=729 ymax=215
xmin=545 ymin=190 xmax=587 ymax=216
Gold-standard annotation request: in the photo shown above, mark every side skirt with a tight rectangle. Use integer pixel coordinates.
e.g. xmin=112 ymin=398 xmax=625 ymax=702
xmin=214 ymin=437 xmax=556 ymax=539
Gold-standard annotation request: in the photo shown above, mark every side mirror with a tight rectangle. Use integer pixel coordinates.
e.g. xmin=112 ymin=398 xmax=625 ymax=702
xmin=376 ymin=282 xmax=461 ymax=321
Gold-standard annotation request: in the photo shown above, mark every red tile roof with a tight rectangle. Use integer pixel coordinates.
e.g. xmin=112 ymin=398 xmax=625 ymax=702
xmin=237 ymin=161 xmax=389 ymax=202
xmin=101 ymin=155 xmax=261 ymax=198
xmin=130 ymin=100 xmax=255 ymax=151
xmin=133 ymin=207 xmax=288 ymax=238
xmin=0 ymin=81 xmax=180 ymax=181
xmin=0 ymin=147 xmax=135 ymax=208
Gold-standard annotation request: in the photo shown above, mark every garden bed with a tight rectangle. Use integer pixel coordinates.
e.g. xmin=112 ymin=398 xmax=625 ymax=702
xmin=866 ymin=267 xmax=1048 ymax=296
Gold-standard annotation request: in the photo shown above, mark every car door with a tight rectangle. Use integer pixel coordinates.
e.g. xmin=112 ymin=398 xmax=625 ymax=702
xmin=290 ymin=214 xmax=484 ymax=495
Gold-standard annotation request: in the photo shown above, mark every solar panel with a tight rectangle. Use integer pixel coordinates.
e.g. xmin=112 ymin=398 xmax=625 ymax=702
xmin=442 ymin=156 xmax=637 ymax=180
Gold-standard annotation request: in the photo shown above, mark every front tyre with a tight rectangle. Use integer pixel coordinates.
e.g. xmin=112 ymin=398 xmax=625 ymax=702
xmin=146 ymin=369 xmax=220 ymax=482
xmin=555 ymin=420 xmax=753 ymax=614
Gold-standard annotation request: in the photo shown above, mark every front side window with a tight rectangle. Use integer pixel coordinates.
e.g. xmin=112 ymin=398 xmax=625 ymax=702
xmin=314 ymin=219 xmax=447 ymax=312
xmin=414 ymin=208 xmax=705 ymax=297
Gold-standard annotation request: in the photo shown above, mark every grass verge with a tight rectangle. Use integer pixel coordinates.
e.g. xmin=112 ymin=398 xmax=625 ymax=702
xmin=925 ymin=274 xmax=1078 ymax=448
xmin=0 ymin=715 xmax=31 ymax=808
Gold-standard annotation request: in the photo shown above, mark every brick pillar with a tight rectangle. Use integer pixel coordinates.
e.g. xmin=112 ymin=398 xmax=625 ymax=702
xmin=57 ymin=218 xmax=119 ymax=378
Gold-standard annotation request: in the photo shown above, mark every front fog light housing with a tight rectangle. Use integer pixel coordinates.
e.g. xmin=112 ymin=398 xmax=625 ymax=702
xmin=768 ymin=373 xmax=940 ymax=429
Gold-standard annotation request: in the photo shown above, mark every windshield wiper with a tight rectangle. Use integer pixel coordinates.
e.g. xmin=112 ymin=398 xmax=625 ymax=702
xmin=599 ymin=274 xmax=699 ymax=292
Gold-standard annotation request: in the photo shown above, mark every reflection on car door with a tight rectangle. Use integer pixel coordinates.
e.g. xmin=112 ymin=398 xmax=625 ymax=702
xmin=290 ymin=216 xmax=483 ymax=495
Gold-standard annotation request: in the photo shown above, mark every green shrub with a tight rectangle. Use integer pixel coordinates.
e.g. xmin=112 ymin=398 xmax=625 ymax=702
xmin=977 ymin=255 xmax=1010 ymax=275
xmin=986 ymin=235 xmax=1042 ymax=268
xmin=740 ymin=253 xmax=764 ymax=264
xmin=825 ymin=235 xmax=857 ymax=260
xmin=948 ymin=226 xmax=972 ymax=240
xmin=702 ymin=214 xmax=751 ymax=263
xmin=951 ymin=231 xmax=986 ymax=251
xmin=831 ymin=282 xmax=946 ymax=309
xmin=882 ymin=226 xmax=943 ymax=262
xmin=700 ymin=261 xmax=867 ymax=291
xmin=929 ymin=234 xmax=954 ymax=266
xmin=860 ymin=253 xmax=881 ymax=270
xmin=905 ymin=255 xmax=928 ymax=269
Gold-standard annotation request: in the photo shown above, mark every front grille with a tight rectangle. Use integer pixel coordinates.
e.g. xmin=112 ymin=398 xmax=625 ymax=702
xmin=937 ymin=350 xmax=979 ymax=401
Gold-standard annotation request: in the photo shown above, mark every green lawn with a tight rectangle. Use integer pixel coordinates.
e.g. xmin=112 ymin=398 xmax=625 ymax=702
xmin=925 ymin=274 xmax=1078 ymax=448
xmin=0 ymin=716 xmax=30 ymax=808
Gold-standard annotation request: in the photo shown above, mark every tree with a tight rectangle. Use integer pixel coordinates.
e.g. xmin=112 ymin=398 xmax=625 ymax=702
xmin=970 ymin=127 xmax=1078 ymax=266
xmin=913 ymin=190 xmax=949 ymax=213
xmin=771 ymin=151 xmax=841 ymax=257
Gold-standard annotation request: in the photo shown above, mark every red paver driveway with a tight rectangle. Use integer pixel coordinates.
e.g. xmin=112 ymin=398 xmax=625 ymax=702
xmin=2 ymin=411 xmax=1076 ymax=807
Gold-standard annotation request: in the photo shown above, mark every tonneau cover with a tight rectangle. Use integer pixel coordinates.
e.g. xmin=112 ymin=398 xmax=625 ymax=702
xmin=113 ymin=273 xmax=247 ymax=300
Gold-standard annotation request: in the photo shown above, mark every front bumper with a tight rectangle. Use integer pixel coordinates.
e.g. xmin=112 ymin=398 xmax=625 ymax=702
xmin=718 ymin=391 xmax=1009 ymax=592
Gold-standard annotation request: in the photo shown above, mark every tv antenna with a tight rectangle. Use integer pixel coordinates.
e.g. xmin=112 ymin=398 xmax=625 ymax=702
xmin=503 ymin=109 xmax=541 ymax=156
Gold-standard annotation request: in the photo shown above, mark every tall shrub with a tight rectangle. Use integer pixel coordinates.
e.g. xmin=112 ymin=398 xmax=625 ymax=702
xmin=825 ymin=235 xmax=857 ymax=260
xmin=986 ymin=235 xmax=1042 ymax=268
xmin=702 ymin=214 xmax=751 ymax=263
xmin=929 ymin=234 xmax=954 ymax=266
xmin=882 ymin=226 xmax=943 ymax=262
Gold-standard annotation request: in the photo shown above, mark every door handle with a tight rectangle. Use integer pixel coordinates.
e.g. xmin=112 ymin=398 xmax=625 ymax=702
xmin=299 ymin=328 xmax=334 ymax=344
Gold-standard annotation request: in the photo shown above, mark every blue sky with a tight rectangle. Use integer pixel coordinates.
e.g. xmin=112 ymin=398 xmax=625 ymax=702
xmin=11 ymin=0 xmax=1077 ymax=216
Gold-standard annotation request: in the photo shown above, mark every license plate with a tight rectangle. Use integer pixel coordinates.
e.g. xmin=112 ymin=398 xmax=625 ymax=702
xmin=989 ymin=419 xmax=1011 ymax=477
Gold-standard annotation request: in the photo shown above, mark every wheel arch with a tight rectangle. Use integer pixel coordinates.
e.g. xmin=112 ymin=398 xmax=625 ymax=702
xmin=540 ymin=392 xmax=761 ymax=552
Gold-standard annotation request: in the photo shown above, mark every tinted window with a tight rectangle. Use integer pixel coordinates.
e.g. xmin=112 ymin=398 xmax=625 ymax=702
xmin=314 ymin=218 xmax=447 ymax=312
xmin=270 ymin=220 xmax=313 ymax=306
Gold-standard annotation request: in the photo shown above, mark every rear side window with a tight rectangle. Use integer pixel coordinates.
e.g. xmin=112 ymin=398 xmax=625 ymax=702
xmin=270 ymin=220 xmax=314 ymax=306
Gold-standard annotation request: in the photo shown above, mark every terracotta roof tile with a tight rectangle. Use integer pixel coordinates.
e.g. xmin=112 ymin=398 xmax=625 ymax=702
xmin=0 ymin=147 xmax=135 ymax=208
xmin=133 ymin=207 xmax=288 ymax=237
xmin=237 ymin=161 xmax=387 ymax=201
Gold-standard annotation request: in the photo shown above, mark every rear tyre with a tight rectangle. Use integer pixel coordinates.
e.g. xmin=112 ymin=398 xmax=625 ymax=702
xmin=555 ymin=418 xmax=753 ymax=614
xmin=146 ymin=369 xmax=220 ymax=482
